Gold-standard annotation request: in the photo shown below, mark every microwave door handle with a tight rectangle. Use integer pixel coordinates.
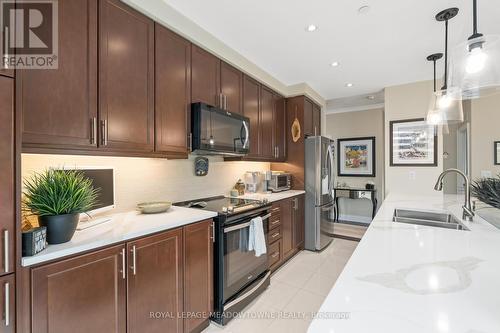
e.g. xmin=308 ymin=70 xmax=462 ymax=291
xmin=242 ymin=121 xmax=249 ymax=149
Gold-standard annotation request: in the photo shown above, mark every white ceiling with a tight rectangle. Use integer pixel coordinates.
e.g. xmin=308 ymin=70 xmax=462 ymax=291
xmin=161 ymin=0 xmax=500 ymax=100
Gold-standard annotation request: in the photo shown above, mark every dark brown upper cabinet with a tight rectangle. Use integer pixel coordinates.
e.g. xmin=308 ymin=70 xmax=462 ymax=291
xmin=155 ymin=24 xmax=191 ymax=156
xmin=184 ymin=220 xmax=213 ymax=333
xmin=0 ymin=77 xmax=14 ymax=277
xmin=243 ymin=75 xmax=260 ymax=158
xmin=191 ymin=45 xmax=220 ymax=107
xmin=260 ymin=85 xmax=275 ymax=160
xmin=0 ymin=68 xmax=14 ymax=78
xmin=127 ymin=228 xmax=183 ymax=333
xmin=274 ymin=93 xmax=286 ymax=161
xmin=303 ymin=98 xmax=314 ymax=137
xmin=220 ymin=62 xmax=243 ymax=114
xmin=313 ymin=103 xmax=321 ymax=136
xmin=31 ymin=245 xmax=127 ymax=333
xmin=99 ymin=0 xmax=154 ymax=152
xmin=19 ymin=0 xmax=98 ymax=149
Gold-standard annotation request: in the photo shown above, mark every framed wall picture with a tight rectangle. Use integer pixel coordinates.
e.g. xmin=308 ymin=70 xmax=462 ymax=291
xmin=495 ymin=141 xmax=500 ymax=165
xmin=337 ymin=137 xmax=376 ymax=177
xmin=390 ymin=118 xmax=437 ymax=166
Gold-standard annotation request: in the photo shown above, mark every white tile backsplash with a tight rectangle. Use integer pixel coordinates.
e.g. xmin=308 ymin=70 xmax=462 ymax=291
xmin=22 ymin=154 xmax=270 ymax=213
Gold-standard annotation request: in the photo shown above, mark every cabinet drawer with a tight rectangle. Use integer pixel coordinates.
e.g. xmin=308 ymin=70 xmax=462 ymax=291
xmin=268 ymin=240 xmax=281 ymax=267
xmin=268 ymin=216 xmax=281 ymax=229
xmin=267 ymin=226 xmax=281 ymax=244
xmin=270 ymin=205 xmax=281 ymax=216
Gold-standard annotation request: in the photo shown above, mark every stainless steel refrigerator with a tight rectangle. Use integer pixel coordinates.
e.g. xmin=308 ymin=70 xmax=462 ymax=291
xmin=304 ymin=136 xmax=335 ymax=251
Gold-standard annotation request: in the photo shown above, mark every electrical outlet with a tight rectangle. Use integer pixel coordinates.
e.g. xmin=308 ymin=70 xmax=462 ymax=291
xmin=481 ymin=170 xmax=492 ymax=178
xmin=409 ymin=171 xmax=416 ymax=180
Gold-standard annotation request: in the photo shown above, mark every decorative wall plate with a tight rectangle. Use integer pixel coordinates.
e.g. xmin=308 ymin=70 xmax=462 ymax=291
xmin=291 ymin=118 xmax=301 ymax=143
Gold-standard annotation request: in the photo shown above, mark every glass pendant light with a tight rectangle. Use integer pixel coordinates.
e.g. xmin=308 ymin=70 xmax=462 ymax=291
xmin=427 ymin=8 xmax=464 ymax=126
xmin=426 ymin=53 xmax=444 ymax=125
xmin=449 ymin=0 xmax=500 ymax=99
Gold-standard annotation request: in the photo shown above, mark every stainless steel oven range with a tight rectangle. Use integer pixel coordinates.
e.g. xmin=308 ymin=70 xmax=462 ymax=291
xmin=175 ymin=196 xmax=271 ymax=326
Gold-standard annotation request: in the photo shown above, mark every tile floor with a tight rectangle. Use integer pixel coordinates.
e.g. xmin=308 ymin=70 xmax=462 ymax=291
xmin=203 ymin=238 xmax=359 ymax=333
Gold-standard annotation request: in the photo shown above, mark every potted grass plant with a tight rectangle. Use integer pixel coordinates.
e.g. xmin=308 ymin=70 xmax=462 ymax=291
xmin=23 ymin=169 xmax=98 ymax=244
xmin=471 ymin=174 xmax=500 ymax=228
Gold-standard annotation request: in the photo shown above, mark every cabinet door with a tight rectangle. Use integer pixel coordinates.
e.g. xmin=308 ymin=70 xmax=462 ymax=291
xmin=293 ymin=195 xmax=305 ymax=249
xmin=191 ymin=45 xmax=220 ymax=107
xmin=260 ymin=86 xmax=275 ymax=159
xmin=155 ymin=24 xmax=191 ymax=155
xmin=32 ymin=245 xmax=126 ymax=333
xmin=99 ymin=0 xmax=154 ymax=152
xmin=220 ymin=62 xmax=242 ymax=114
xmin=0 ymin=69 xmax=14 ymax=78
xmin=243 ymin=75 xmax=260 ymax=158
xmin=281 ymin=198 xmax=294 ymax=258
xmin=303 ymin=98 xmax=314 ymax=137
xmin=0 ymin=77 xmax=14 ymax=276
xmin=20 ymin=0 xmax=98 ymax=149
xmin=184 ymin=220 xmax=213 ymax=333
xmin=0 ymin=274 xmax=15 ymax=333
xmin=274 ymin=93 xmax=286 ymax=161
xmin=313 ymin=104 xmax=321 ymax=136
xmin=127 ymin=228 xmax=183 ymax=333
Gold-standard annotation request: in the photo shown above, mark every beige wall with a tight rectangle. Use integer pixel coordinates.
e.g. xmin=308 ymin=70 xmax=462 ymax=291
xmin=384 ymin=80 xmax=444 ymax=196
xmin=325 ymin=108 xmax=384 ymax=222
xmin=470 ymin=94 xmax=500 ymax=179
xmin=22 ymin=154 xmax=269 ymax=214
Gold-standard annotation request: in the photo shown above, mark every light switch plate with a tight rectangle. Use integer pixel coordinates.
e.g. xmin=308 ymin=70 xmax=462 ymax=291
xmin=409 ymin=171 xmax=416 ymax=180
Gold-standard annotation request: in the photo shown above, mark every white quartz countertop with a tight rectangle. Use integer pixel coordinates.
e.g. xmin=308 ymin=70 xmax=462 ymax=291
xmin=308 ymin=192 xmax=500 ymax=333
xmin=22 ymin=206 xmax=217 ymax=267
xmin=236 ymin=189 xmax=305 ymax=202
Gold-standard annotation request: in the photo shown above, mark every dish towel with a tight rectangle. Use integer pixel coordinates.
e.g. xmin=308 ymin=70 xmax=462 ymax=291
xmin=248 ymin=216 xmax=267 ymax=257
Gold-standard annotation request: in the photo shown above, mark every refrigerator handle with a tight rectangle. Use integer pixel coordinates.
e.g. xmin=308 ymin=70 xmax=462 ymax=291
xmin=327 ymin=144 xmax=335 ymax=196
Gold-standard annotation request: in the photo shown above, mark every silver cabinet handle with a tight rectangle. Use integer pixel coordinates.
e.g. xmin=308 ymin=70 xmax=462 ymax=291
xmin=3 ymin=28 xmax=9 ymax=69
xmin=101 ymin=119 xmax=108 ymax=146
xmin=218 ymin=93 xmax=223 ymax=108
xmin=4 ymin=282 xmax=9 ymax=327
xmin=271 ymin=252 xmax=279 ymax=258
xmin=130 ymin=245 xmax=137 ymax=275
xmin=211 ymin=222 xmax=215 ymax=243
xmin=277 ymin=146 xmax=280 ymax=158
xmin=271 ymin=232 xmax=279 ymax=238
xmin=90 ymin=117 xmax=97 ymax=145
xmin=120 ymin=248 xmax=126 ymax=279
xmin=270 ymin=219 xmax=280 ymax=227
xmin=187 ymin=133 xmax=192 ymax=152
xmin=224 ymin=95 xmax=228 ymax=110
xmin=3 ymin=230 xmax=8 ymax=273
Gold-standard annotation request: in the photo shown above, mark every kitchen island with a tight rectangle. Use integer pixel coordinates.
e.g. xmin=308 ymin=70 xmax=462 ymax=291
xmin=308 ymin=192 xmax=500 ymax=333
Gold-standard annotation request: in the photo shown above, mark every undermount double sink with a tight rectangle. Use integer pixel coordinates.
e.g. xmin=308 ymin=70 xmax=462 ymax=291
xmin=393 ymin=209 xmax=469 ymax=231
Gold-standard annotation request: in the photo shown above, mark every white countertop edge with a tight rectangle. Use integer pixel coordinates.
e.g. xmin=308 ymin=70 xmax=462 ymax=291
xmin=22 ymin=207 xmax=217 ymax=268
xmin=235 ymin=189 xmax=305 ymax=202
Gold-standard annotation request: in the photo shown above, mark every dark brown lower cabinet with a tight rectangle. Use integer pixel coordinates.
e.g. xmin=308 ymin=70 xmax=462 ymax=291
xmin=0 ymin=274 xmax=15 ymax=333
xmin=293 ymin=195 xmax=305 ymax=249
xmin=30 ymin=222 xmax=214 ymax=333
xmin=281 ymin=198 xmax=294 ymax=258
xmin=183 ymin=220 xmax=213 ymax=333
xmin=31 ymin=245 xmax=126 ymax=333
xmin=127 ymin=228 xmax=183 ymax=333
xmin=268 ymin=195 xmax=305 ymax=269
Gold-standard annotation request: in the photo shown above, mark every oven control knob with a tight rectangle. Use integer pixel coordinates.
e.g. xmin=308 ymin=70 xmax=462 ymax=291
xmin=222 ymin=206 xmax=228 ymax=213
xmin=227 ymin=206 xmax=234 ymax=213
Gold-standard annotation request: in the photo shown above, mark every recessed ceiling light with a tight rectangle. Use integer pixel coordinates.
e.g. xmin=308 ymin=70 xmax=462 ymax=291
xmin=306 ymin=24 xmax=318 ymax=32
xmin=358 ymin=5 xmax=370 ymax=14
xmin=330 ymin=61 xmax=339 ymax=67
xmin=367 ymin=95 xmax=375 ymax=100
xmin=345 ymin=83 xmax=353 ymax=87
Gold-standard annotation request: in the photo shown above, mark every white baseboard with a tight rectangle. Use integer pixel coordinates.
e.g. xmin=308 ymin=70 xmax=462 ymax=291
xmin=338 ymin=214 xmax=371 ymax=224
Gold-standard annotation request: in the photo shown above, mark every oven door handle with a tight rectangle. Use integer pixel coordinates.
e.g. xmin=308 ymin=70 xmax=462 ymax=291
xmin=223 ymin=271 xmax=271 ymax=311
xmin=224 ymin=213 xmax=271 ymax=233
